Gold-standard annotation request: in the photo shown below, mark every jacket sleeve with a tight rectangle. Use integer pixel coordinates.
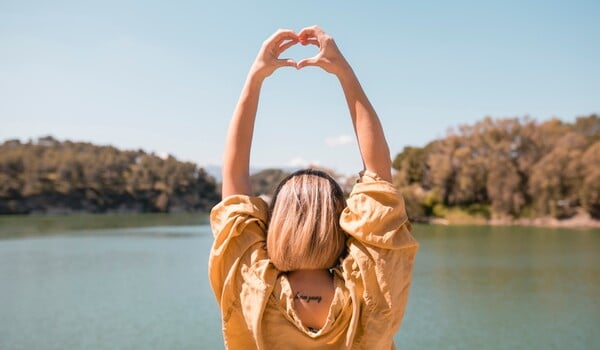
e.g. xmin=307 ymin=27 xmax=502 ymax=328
xmin=208 ymin=195 xmax=270 ymax=306
xmin=339 ymin=170 xmax=419 ymax=345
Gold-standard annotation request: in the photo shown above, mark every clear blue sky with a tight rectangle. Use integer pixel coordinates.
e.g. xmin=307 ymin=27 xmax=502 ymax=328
xmin=1 ymin=1 xmax=598 ymax=175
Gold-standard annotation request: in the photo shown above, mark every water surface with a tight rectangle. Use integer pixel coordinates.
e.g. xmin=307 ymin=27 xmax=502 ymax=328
xmin=0 ymin=215 xmax=598 ymax=349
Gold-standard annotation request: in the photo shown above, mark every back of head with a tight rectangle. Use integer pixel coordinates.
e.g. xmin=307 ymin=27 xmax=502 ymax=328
xmin=267 ymin=169 xmax=347 ymax=271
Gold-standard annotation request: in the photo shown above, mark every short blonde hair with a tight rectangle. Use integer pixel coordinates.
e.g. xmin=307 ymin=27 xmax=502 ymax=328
xmin=267 ymin=169 xmax=347 ymax=271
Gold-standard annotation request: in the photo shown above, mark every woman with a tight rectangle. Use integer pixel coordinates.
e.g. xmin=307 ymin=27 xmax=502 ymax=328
xmin=209 ymin=26 xmax=418 ymax=349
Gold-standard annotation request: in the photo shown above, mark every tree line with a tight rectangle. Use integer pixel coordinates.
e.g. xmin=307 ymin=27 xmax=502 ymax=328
xmin=393 ymin=114 xmax=599 ymax=220
xmin=0 ymin=136 xmax=219 ymax=214
xmin=2 ymin=114 xmax=598 ymax=220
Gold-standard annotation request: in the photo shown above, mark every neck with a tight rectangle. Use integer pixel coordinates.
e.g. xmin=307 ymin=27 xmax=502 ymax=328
xmin=288 ymin=269 xmax=332 ymax=281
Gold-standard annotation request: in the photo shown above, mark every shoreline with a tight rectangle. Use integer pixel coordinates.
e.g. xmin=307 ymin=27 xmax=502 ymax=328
xmin=2 ymin=207 xmax=599 ymax=229
xmin=487 ymin=216 xmax=600 ymax=229
xmin=425 ymin=211 xmax=600 ymax=229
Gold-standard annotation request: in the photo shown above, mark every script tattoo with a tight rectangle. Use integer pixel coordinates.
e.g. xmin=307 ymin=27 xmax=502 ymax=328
xmin=294 ymin=292 xmax=322 ymax=303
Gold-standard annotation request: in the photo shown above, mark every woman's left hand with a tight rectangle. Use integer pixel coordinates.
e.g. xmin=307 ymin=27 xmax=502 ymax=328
xmin=250 ymin=29 xmax=299 ymax=81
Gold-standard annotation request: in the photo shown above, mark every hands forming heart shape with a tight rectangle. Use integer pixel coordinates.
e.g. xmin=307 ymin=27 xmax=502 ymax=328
xmin=251 ymin=25 xmax=350 ymax=80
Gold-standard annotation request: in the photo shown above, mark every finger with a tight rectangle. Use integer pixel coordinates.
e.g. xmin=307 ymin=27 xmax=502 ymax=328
xmin=296 ymin=56 xmax=319 ymax=69
xmin=270 ymin=29 xmax=298 ymax=45
xmin=276 ymin=58 xmax=297 ymax=68
xmin=298 ymin=32 xmax=316 ymax=44
xmin=300 ymin=38 xmax=319 ymax=47
xmin=297 ymin=25 xmax=322 ymax=39
xmin=277 ymin=39 xmax=298 ymax=54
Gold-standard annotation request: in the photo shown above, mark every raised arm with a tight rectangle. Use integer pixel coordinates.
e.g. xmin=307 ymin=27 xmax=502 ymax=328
xmin=221 ymin=30 xmax=298 ymax=198
xmin=297 ymin=26 xmax=392 ymax=182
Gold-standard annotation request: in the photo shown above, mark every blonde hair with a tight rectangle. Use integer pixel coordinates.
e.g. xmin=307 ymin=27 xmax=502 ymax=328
xmin=267 ymin=169 xmax=347 ymax=271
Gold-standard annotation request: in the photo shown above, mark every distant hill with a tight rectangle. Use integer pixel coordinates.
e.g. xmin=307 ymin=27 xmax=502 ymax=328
xmin=201 ymin=164 xmax=299 ymax=184
xmin=248 ymin=166 xmax=357 ymax=200
xmin=0 ymin=136 xmax=220 ymax=214
xmin=250 ymin=169 xmax=291 ymax=198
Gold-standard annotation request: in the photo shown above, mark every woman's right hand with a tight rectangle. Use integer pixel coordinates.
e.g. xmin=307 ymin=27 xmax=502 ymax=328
xmin=296 ymin=26 xmax=351 ymax=76
xmin=249 ymin=29 xmax=298 ymax=81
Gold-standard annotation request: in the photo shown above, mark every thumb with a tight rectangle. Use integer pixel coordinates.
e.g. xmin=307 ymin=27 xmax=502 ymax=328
xmin=278 ymin=58 xmax=297 ymax=68
xmin=297 ymin=57 xmax=319 ymax=69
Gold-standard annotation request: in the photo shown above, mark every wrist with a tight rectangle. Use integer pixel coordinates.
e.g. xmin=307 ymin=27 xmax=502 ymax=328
xmin=335 ymin=63 xmax=357 ymax=85
xmin=246 ymin=69 xmax=265 ymax=88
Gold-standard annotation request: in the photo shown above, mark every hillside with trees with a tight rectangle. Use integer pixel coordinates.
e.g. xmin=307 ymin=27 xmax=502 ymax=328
xmin=249 ymin=167 xmax=355 ymax=200
xmin=393 ymin=114 xmax=599 ymax=222
xmin=0 ymin=137 xmax=219 ymax=214
xmin=2 ymin=115 xmax=598 ymax=226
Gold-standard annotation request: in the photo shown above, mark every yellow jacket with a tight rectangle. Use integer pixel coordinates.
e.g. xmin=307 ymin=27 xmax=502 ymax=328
xmin=209 ymin=171 xmax=419 ymax=349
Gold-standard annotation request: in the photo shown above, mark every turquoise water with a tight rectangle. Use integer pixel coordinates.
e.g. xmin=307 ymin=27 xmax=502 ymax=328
xmin=0 ymin=215 xmax=598 ymax=349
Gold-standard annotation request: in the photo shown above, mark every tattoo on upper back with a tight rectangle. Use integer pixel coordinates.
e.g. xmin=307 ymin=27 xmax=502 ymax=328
xmin=294 ymin=292 xmax=322 ymax=303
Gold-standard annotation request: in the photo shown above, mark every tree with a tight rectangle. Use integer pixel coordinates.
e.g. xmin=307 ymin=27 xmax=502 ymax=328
xmin=0 ymin=138 xmax=219 ymax=214
xmin=391 ymin=114 xmax=599 ymax=220
xmin=392 ymin=145 xmax=431 ymax=187
xmin=487 ymin=158 xmax=524 ymax=216
xmin=528 ymin=132 xmax=587 ymax=218
xmin=580 ymin=141 xmax=600 ymax=218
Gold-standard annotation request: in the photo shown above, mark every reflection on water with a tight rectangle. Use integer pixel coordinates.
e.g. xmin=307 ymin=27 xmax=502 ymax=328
xmin=0 ymin=215 xmax=598 ymax=349
xmin=397 ymin=225 xmax=600 ymax=350
xmin=0 ymin=216 xmax=219 ymax=350
xmin=0 ymin=213 xmax=209 ymax=238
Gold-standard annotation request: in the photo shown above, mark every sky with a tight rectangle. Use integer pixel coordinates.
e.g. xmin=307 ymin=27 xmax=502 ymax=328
xmin=1 ymin=1 xmax=599 ymax=175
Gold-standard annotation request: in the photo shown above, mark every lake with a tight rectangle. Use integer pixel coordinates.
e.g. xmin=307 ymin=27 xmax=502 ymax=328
xmin=0 ymin=214 xmax=598 ymax=349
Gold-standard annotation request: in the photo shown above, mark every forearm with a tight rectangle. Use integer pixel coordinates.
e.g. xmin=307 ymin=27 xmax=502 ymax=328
xmin=337 ymin=67 xmax=392 ymax=182
xmin=220 ymin=29 xmax=297 ymax=198
xmin=221 ymin=75 xmax=263 ymax=198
